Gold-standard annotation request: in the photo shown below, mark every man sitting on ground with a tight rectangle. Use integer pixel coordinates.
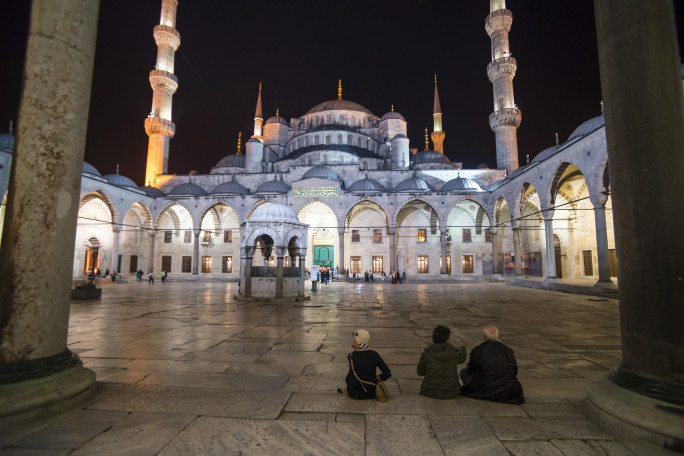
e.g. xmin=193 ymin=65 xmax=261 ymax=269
xmin=417 ymin=325 xmax=467 ymax=399
xmin=460 ymin=325 xmax=524 ymax=404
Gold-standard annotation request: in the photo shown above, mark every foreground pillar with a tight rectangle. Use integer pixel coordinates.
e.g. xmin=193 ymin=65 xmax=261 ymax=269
xmin=490 ymin=227 xmax=500 ymax=274
xmin=542 ymin=212 xmax=556 ymax=280
xmin=0 ymin=0 xmax=100 ymax=419
xmin=511 ymin=224 xmax=522 ymax=276
xmin=588 ymin=0 xmax=684 ymax=447
xmin=591 ymin=196 xmax=613 ymax=285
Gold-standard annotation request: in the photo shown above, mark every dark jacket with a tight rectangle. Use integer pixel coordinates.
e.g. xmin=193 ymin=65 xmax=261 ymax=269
xmin=345 ymin=349 xmax=391 ymax=399
xmin=417 ymin=342 xmax=467 ymax=399
xmin=461 ymin=339 xmax=524 ymax=404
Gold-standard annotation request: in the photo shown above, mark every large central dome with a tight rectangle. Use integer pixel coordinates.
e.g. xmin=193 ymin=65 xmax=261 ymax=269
xmin=306 ymin=99 xmax=374 ymax=116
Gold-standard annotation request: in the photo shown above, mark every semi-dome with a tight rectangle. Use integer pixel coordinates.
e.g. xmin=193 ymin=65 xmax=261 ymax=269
xmin=168 ymin=182 xmax=208 ymax=196
xmin=306 ymin=99 xmax=373 ymax=116
xmin=211 ymin=181 xmax=249 ymax=195
xmin=394 ymin=176 xmax=433 ymax=192
xmin=568 ymin=114 xmax=605 ymax=140
xmin=441 ymin=176 xmax=482 ymax=192
xmin=301 ymin=165 xmax=339 ymax=181
xmin=82 ymin=161 xmax=101 ymax=176
xmin=347 ymin=178 xmax=386 ymax=192
xmin=249 ymin=203 xmax=300 ymax=223
xmin=214 ymin=154 xmax=246 ymax=168
xmin=411 ymin=150 xmax=452 ymax=165
xmin=104 ymin=172 xmax=137 ymax=188
xmin=139 ymin=185 xmax=166 ymax=197
xmin=265 ymin=115 xmax=289 ymax=125
xmin=531 ymin=145 xmax=559 ymax=164
xmin=380 ymin=111 xmax=405 ymax=121
xmin=255 ymin=179 xmax=290 ymax=194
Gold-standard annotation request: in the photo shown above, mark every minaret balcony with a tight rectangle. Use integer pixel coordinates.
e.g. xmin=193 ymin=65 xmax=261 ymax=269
xmin=149 ymin=69 xmax=179 ymax=93
xmin=489 ymin=108 xmax=522 ymax=129
xmin=485 ymin=9 xmax=513 ymax=36
xmin=154 ymin=24 xmax=181 ymax=50
xmin=487 ymin=56 xmax=518 ymax=81
xmin=145 ymin=117 xmax=176 ymax=137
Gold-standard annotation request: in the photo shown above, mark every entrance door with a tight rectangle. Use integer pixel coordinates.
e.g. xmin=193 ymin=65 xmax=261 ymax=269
xmin=314 ymin=245 xmax=334 ymax=268
xmin=553 ymin=234 xmax=563 ymax=278
xmin=162 ymin=255 xmax=172 ymax=273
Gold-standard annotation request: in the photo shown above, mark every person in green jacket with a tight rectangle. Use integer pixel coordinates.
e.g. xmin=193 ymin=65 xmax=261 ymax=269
xmin=417 ymin=325 xmax=467 ymax=399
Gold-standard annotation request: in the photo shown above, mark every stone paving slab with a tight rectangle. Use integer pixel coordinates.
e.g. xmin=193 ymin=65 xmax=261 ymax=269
xmin=366 ymin=414 xmax=444 ymax=456
xmin=158 ymin=417 xmax=364 ymax=456
xmin=428 ymin=415 xmax=509 ymax=456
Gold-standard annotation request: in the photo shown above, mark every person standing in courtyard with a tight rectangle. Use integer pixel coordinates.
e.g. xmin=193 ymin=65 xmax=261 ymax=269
xmin=460 ymin=325 xmax=524 ymax=404
xmin=417 ymin=325 xmax=467 ymax=398
xmin=148 ymin=271 xmax=154 ymax=285
xmin=338 ymin=329 xmax=391 ymax=399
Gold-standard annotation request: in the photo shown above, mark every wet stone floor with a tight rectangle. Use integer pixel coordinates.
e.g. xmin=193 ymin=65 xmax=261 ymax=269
xmin=0 ymin=281 xmax=670 ymax=455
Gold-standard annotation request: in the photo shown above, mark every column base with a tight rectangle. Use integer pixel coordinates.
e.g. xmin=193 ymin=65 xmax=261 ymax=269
xmin=594 ymin=279 xmax=616 ymax=288
xmin=543 ymin=276 xmax=558 ymax=284
xmin=586 ymin=375 xmax=684 ymax=451
xmin=0 ymin=355 xmax=95 ymax=424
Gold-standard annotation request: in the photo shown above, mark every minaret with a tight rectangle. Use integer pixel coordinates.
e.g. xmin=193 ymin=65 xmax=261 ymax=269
xmin=144 ymin=0 xmax=181 ymax=187
xmin=253 ymin=82 xmax=263 ymax=139
xmin=486 ymin=0 xmax=521 ymax=174
xmin=431 ymin=74 xmax=445 ymax=154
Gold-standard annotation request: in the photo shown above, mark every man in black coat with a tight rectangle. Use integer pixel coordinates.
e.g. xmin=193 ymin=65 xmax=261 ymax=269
xmin=460 ymin=325 xmax=524 ymax=404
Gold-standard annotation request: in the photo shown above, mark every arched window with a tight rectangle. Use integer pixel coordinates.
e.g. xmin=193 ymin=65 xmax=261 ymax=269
xmin=347 ymin=135 xmax=353 ymax=145
xmin=362 ymin=161 xmax=368 ymax=170
xmin=337 ymin=135 xmax=342 ymax=145
xmin=358 ymin=137 xmax=363 ymax=147
xmin=325 ymin=135 xmax=331 ymax=145
xmin=315 ymin=136 xmax=320 ymax=145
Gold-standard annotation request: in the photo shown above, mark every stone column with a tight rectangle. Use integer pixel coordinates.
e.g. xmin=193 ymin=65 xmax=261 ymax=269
xmin=111 ymin=226 xmax=121 ymax=274
xmin=275 ymin=247 xmax=284 ymax=298
xmin=589 ymin=0 xmax=684 ymax=440
xmin=0 ymin=0 xmax=99 ymax=417
xmin=147 ymin=230 xmax=156 ymax=273
xmin=337 ymin=228 xmax=345 ymax=273
xmin=243 ymin=247 xmax=253 ymax=298
xmin=491 ymin=227 xmax=500 ymax=274
xmin=511 ymin=224 xmax=522 ymax=276
xmin=389 ymin=226 xmax=396 ymax=274
xmin=440 ymin=229 xmax=448 ymax=275
xmin=543 ymin=211 xmax=557 ymax=280
xmin=592 ymin=199 xmax=613 ymax=285
xmin=298 ymin=252 xmax=306 ymax=297
xmin=192 ymin=229 xmax=200 ymax=275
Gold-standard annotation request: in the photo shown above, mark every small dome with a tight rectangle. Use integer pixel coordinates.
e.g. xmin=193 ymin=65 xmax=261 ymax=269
xmin=255 ymin=179 xmax=290 ymax=194
xmin=104 ymin=173 xmax=137 ymax=188
xmin=139 ymin=185 xmax=166 ymax=197
xmin=476 ymin=163 xmax=490 ymax=169
xmin=531 ymin=145 xmax=559 ymax=164
xmin=211 ymin=181 xmax=249 ymax=195
xmin=568 ymin=114 xmax=605 ymax=140
xmin=168 ymin=182 xmax=208 ymax=196
xmin=82 ymin=161 xmax=101 ymax=176
xmin=306 ymin=99 xmax=374 ymax=115
xmin=411 ymin=150 xmax=452 ymax=165
xmin=214 ymin=154 xmax=246 ymax=168
xmin=441 ymin=176 xmax=482 ymax=192
xmin=347 ymin=178 xmax=386 ymax=192
xmin=265 ymin=115 xmax=289 ymax=126
xmin=189 ymin=170 xmax=200 ymax=175
xmin=250 ymin=203 xmax=300 ymax=223
xmin=301 ymin=165 xmax=339 ymax=181
xmin=380 ymin=111 xmax=405 ymax=121
xmin=394 ymin=176 xmax=433 ymax=192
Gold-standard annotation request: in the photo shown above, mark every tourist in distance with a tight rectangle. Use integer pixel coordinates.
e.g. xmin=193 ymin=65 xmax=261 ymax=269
xmin=417 ymin=325 xmax=467 ymax=399
xmin=148 ymin=271 xmax=154 ymax=284
xmin=460 ymin=325 xmax=524 ymax=404
xmin=337 ymin=329 xmax=391 ymax=399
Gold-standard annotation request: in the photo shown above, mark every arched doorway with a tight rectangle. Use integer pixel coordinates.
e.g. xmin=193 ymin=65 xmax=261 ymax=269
xmin=84 ymin=237 xmax=100 ymax=273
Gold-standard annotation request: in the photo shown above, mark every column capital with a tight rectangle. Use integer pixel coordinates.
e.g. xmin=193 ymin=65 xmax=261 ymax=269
xmin=193 ymin=228 xmax=201 ymax=236
xmin=590 ymin=192 xmax=610 ymax=208
xmin=148 ymin=230 xmax=157 ymax=238
xmin=337 ymin=227 xmax=345 ymax=236
xmin=112 ymin=226 xmax=122 ymax=234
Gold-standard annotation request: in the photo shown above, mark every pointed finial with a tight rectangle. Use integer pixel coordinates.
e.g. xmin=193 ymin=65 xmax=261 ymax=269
xmin=259 ymin=81 xmax=262 ymax=92
xmin=116 ymin=164 xmax=120 ymax=175
xmin=600 ymin=100 xmax=604 ymax=113
xmin=276 ymin=108 xmax=279 ymax=117
xmin=434 ymin=73 xmax=437 ymax=85
xmin=237 ymin=132 xmax=242 ymax=155
xmin=555 ymin=133 xmax=559 ymax=145
xmin=526 ymin=154 xmax=530 ymax=165
xmin=424 ymin=127 xmax=429 ymax=151
xmin=337 ymin=79 xmax=342 ymax=100
xmin=391 ymin=104 xmax=394 ymax=113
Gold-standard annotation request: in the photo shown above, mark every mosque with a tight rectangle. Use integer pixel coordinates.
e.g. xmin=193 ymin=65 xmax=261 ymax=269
xmin=0 ymin=0 xmax=617 ymax=298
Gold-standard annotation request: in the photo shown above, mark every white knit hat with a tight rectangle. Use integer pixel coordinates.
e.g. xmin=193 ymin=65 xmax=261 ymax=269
xmin=354 ymin=329 xmax=370 ymax=345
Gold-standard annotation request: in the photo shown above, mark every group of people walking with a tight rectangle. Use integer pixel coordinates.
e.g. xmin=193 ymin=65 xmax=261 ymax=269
xmin=135 ymin=270 xmax=168 ymax=284
xmin=338 ymin=325 xmax=524 ymax=404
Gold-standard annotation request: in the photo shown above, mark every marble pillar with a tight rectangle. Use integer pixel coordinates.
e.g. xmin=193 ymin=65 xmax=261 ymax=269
xmin=593 ymin=201 xmax=613 ymax=285
xmin=244 ymin=249 xmax=253 ymax=298
xmin=512 ymin=226 xmax=522 ymax=276
xmin=543 ymin=214 xmax=557 ymax=280
xmin=389 ymin=227 xmax=396 ymax=274
xmin=440 ymin=230 xmax=448 ymax=275
xmin=490 ymin=228 xmax=500 ymax=274
xmin=299 ymin=254 xmax=305 ymax=297
xmin=275 ymin=247 xmax=284 ymax=298
xmin=147 ymin=230 xmax=156 ymax=273
xmin=111 ymin=227 xmax=121 ymax=274
xmin=591 ymin=0 xmax=684 ymax=419
xmin=0 ymin=0 xmax=100 ymax=417
xmin=337 ymin=229 xmax=344 ymax=273
xmin=192 ymin=229 xmax=200 ymax=275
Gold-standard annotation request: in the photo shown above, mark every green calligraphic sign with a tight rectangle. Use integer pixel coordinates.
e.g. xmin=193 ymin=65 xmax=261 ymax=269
xmin=294 ymin=187 xmax=338 ymax=197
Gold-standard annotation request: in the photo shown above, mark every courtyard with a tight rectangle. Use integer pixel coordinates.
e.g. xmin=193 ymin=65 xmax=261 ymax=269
xmin=0 ymin=281 xmax=669 ymax=455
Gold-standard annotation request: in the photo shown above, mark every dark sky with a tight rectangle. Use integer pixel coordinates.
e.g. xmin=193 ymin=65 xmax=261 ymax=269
xmin=1 ymin=1 xmax=682 ymax=186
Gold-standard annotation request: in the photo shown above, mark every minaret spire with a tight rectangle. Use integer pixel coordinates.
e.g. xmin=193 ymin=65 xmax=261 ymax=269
xmin=337 ymin=79 xmax=342 ymax=100
xmin=144 ymin=0 xmax=181 ymax=187
xmin=237 ymin=132 xmax=242 ymax=155
xmin=424 ymin=127 xmax=430 ymax=151
xmin=486 ymin=0 xmax=521 ymax=173
xmin=431 ymin=74 xmax=445 ymax=154
xmin=253 ymin=82 xmax=263 ymax=138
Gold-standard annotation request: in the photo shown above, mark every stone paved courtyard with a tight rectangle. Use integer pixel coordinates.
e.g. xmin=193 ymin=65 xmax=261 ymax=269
xmin=0 ymin=281 xmax=672 ymax=455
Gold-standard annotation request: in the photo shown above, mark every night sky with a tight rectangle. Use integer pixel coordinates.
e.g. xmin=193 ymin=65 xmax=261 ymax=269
xmin=1 ymin=2 xmax=682 ymax=186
